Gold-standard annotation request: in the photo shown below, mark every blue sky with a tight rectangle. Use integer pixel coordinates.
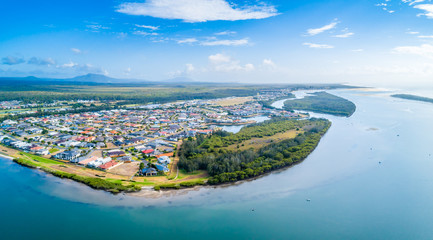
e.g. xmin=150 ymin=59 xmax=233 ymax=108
xmin=2 ymin=0 xmax=433 ymax=86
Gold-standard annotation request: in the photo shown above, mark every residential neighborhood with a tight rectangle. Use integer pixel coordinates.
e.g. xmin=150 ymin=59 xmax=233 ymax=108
xmin=0 ymin=91 xmax=301 ymax=178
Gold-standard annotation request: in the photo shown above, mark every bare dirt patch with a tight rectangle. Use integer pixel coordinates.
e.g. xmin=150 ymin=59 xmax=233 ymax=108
xmin=107 ymin=162 xmax=139 ymax=177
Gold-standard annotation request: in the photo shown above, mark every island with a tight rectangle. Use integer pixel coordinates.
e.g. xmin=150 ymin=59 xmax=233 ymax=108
xmin=391 ymin=94 xmax=433 ymax=104
xmin=283 ymin=91 xmax=356 ymax=117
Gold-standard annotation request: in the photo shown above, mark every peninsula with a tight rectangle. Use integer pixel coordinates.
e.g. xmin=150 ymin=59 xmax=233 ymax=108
xmin=0 ymin=82 xmax=354 ymax=193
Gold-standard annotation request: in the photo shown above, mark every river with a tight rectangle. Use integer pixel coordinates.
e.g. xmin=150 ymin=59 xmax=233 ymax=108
xmin=1 ymin=88 xmax=433 ymax=239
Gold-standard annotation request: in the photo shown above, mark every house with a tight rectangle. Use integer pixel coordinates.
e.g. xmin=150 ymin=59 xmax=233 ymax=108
xmin=54 ymin=150 xmax=81 ymax=161
xmin=141 ymin=149 xmax=154 ymax=156
xmin=157 ymin=156 xmax=171 ymax=165
xmin=106 ymin=150 xmax=126 ymax=158
xmin=95 ymin=142 xmax=105 ymax=148
xmin=87 ymin=157 xmax=112 ymax=168
xmin=98 ymin=160 xmax=119 ymax=171
xmin=117 ymin=155 xmax=132 ymax=162
xmin=142 ymin=167 xmax=157 ymax=176
xmin=155 ymin=164 xmax=169 ymax=172
xmin=27 ymin=127 xmax=43 ymax=134
xmin=77 ymin=156 xmax=99 ymax=165
xmin=36 ymin=148 xmax=50 ymax=155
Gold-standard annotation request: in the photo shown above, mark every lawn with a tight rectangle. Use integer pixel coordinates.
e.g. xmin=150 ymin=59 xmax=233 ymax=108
xmin=49 ymin=148 xmax=59 ymax=154
xmin=21 ymin=152 xmax=64 ymax=165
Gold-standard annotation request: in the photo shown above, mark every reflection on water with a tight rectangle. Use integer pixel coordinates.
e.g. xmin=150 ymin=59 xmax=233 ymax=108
xmin=213 ymin=115 xmax=270 ymax=133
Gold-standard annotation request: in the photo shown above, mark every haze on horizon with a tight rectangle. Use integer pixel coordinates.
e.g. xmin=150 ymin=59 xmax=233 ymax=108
xmin=1 ymin=0 xmax=433 ymax=88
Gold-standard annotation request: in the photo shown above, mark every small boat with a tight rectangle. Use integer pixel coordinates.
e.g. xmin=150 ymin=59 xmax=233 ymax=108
xmin=306 ymin=199 xmax=311 ymax=202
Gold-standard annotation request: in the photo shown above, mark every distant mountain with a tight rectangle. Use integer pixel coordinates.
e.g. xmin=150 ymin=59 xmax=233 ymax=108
xmin=66 ymin=73 xmax=122 ymax=83
xmin=0 ymin=73 xmax=202 ymax=85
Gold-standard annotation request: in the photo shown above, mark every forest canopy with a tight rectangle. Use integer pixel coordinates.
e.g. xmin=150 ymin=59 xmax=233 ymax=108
xmin=178 ymin=118 xmax=331 ymax=184
xmin=283 ymin=92 xmax=356 ymax=117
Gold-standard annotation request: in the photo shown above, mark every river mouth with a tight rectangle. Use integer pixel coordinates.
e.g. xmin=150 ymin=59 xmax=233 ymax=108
xmin=3 ymin=87 xmax=433 ymax=239
xmin=0 ymin=88 xmax=398 ymax=207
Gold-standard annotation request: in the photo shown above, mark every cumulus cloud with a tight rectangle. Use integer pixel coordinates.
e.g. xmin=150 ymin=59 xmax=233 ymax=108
xmin=1 ymin=56 xmax=25 ymax=65
xmin=200 ymin=38 xmax=249 ymax=46
xmin=117 ymin=0 xmax=279 ymax=23
xmin=27 ymin=57 xmax=55 ymax=66
xmin=307 ymin=20 xmax=338 ymax=36
xmin=208 ymin=53 xmax=254 ymax=72
xmin=414 ymin=4 xmax=433 ymax=18
xmin=303 ymin=42 xmax=334 ymax=49
xmin=261 ymin=58 xmax=276 ymax=70
xmin=393 ymin=44 xmax=433 ymax=58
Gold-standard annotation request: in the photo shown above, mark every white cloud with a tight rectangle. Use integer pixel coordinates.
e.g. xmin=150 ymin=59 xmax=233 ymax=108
xmin=333 ymin=32 xmax=354 ymax=38
xmin=393 ymin=44 xmax=433 ymax=58
xmin=262 ymin=59 xmax=275 ymax=66
xmin=71 ymin=48 xmax=82 ymax=54
xmin=61 ymin=62 xmax=79 ymax=68
xmin=186 ymin=63 xmax=195 ymax=73
xmin=303 ymin=42 xmax=334 ymax=49
xmin=407 ymin=31 xmax=420 ymax=34
xmin=200 ymin=38 xmax=249 ymax=46
xmin=307 ymin=20 xmax=338 ymax=36
xmin=208 ymin=53 xmax=231 ymax=63
xmin=58 ymin=62 xmax=109 ymax=75
xmin=86 ymin=24 xmax=110 ymax=32
xmin=261 ymin=58 xmax=276 ymax=70
xmin=117 ymin=0 xmax=279 ymax=23
xmin=351 ymin=49 xmax=364 ymax=52
xmin=418 ymin=35 xmax=433 ymax=38
xmin=177 ymin=38 xmax=198 ymax=44
xmin=208 ymin=53 xmax=254 ymax=72
xmin=215 ymin=31 xmax=236 ymax=35
xmin=413 ymin=4 xmax=433 ymax=18
xmin=404 ymin=0 xmax=426 ymax=6
xmin=135 ymin=24 xmax=159 ymax=30
xmin=133 ymin=30 xmax=159 ymax=36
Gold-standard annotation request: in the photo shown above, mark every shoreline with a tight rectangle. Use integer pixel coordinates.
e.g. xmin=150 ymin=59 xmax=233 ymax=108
xmin=0 ymin=122 xmax=330 ymax=198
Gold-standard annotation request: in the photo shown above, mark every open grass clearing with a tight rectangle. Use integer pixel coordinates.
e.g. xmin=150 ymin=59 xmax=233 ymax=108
xmin=211 ymin=96 xmax=254 ymax=107
xmin=225 ymin=129 xmax=302 ymax=151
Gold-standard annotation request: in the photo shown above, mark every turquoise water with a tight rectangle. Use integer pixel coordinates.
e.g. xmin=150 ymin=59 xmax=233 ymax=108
xmin=2 ymin=88 xmax=433 ymax=239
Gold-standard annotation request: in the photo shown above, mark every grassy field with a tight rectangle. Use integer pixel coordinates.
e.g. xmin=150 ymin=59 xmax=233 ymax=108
xmin=211 ymin=96 xmax=254 ymax=106
xmin=49 ymin=148 xmax=59 ymax=154
xmin=225 ymin=129 xmax=301 ymax=151
xmin=20 ymin=152 xmax=64 ymax=165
